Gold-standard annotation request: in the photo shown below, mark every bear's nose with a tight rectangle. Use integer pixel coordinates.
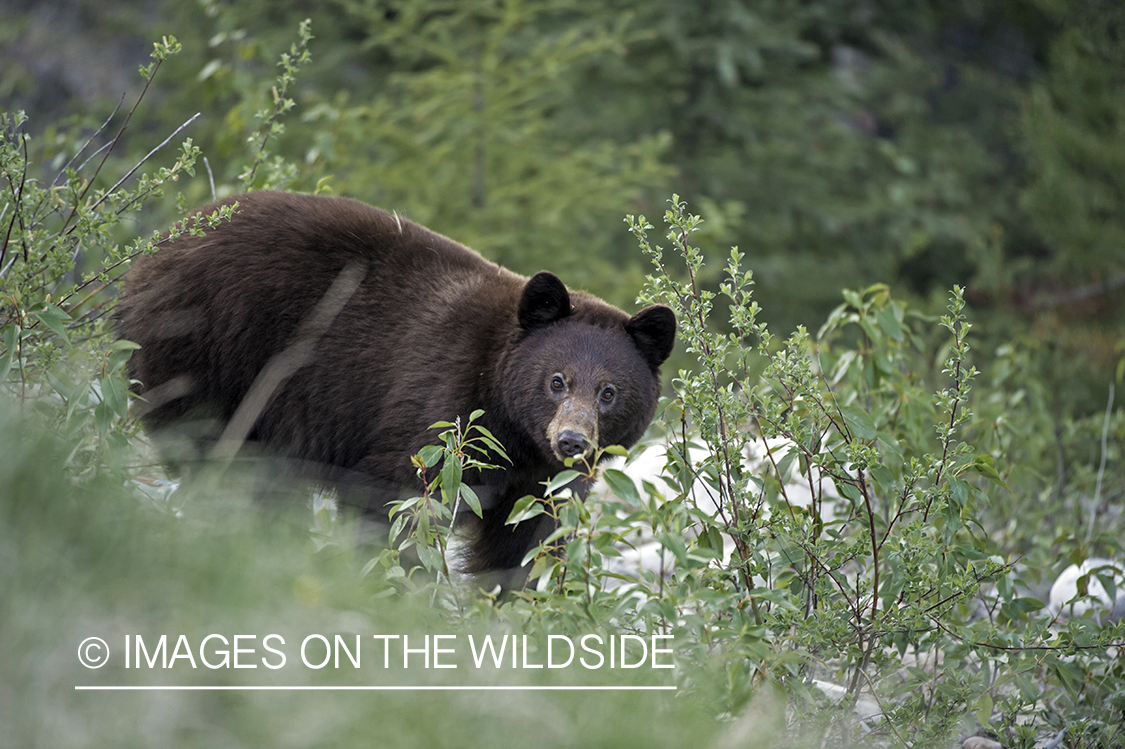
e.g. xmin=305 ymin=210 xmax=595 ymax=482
xmin=556 ymin=430 xmax=590 ymax=459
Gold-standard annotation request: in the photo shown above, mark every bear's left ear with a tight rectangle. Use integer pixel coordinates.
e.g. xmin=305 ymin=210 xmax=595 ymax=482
xmin=626 ymin=305 xmax=677 ymax=370
xmin=518 ymin=272 xmax=571 ymax=330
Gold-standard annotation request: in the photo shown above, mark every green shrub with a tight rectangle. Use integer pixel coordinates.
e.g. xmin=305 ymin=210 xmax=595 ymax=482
xmin=379 ymin=197 xmax=1123 ymax=748
xmin=3 ymin=12 xmax=1122 ymax=746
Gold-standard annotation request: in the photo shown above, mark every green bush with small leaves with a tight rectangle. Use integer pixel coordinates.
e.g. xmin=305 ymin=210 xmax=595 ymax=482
xmin=2 ymin=14 xmax=1122 ymax=749
xmin=372 ymin=197 xmax=1122 ymax=748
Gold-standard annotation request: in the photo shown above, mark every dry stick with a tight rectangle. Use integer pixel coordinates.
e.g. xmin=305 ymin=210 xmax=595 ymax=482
xmin=9 ymin=101 xmax=122 ymax=270
xmin=648 ymin=240 xmax=747 ymax=557
xmin=638 ymin=214 xmax=760 ymax=612
xmin=15 ymin=127 xmax=118 ymax=278
xmin=926 ymin=613 xmax=1124 ymax=652
xmin=242 ymin=44 xmax=308 ymax=187
xmin=750 ymin=413 xmax=799 ymax=522
xmin=788 ymin=537 xmax=861 ymax=617
xmin=208 ymin=260 xmax=367 ymax=466
xmin=89 ymin=113 xmax=201 ymax=216
xmin=60 ymin=206 xmax=233 ymax=314
xmin=58 ymin=100 xmax=124 ymax=181
xmin=57 ymin=246 xmax=150 ymax=313
xmin=204 ymin=157 xmax=217 ymax=204
xmin=50 ymin=58 xmax=168 ymax=260
xmin=64 ymin=291 xmax=114 ymax=330
xmin=854 ymin=665 xmax=908 ymax=747
xmin=809 ymin=343 xmax=882 ymax=684
xmin=54 ymin=113 xmax=199 ymax=293
xmin=36 ymin=109 xmax=197 ymax=293
xmin=810 ymin=382 xmax=880 ymax=700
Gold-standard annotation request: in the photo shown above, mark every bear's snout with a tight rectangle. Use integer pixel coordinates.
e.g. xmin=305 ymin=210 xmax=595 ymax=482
xmin=547 ymin=398 xmax=598 ymax=463
xmin=555 ymin=430 xmax=590 ymax=459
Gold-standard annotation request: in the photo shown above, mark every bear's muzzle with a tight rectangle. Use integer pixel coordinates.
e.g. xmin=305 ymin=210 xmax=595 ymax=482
xmin=547 ymin=398 xmax=598 ymax=463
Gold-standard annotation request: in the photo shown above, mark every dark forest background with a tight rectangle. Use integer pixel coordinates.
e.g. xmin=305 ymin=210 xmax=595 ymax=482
xmin=3 ymin=0 xmax=1122 ymax=414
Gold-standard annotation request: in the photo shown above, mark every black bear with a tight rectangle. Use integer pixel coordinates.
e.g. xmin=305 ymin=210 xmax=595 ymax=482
xmin=116 ymin=191 xmax=676 ymax=585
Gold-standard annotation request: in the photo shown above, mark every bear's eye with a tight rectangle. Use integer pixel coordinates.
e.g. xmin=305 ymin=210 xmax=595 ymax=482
xmin=599 ymin=385 xmax=616 ymax=404
xmin=550 ymin=374 xmax=567 ymax=393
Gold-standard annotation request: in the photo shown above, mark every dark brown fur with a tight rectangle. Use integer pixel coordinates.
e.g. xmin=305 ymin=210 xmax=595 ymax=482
xmin=116 ymin=191 xmax=675 ymax=581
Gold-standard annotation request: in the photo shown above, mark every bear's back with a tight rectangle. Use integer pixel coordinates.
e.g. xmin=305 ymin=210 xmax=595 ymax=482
xmin=117 ymin=192 xmax=527 ymax=462
xmin=126 ymin=191 xmax=510 ymax=296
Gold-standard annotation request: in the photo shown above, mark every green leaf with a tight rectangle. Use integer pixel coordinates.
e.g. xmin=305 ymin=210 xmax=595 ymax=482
xmin=439 ymin=456 xmax=462 ymax=505
xmin=33 ymin=305 xmax=72 ymax=346
xmin=816 ymin=302 xmax=849 ymax=340
xmin=522 ymin=545 xmax=547 ymax=570
xmin=696 ymin=526 xmax=724 ymax=553
xmin=472 ymin=425 xmax=511 ymax=463
xmin=858 ymin=316 xmax=883 ymax=345
xmin=835 ymin=479 xmax=863 ymax=504
xmin=1095 ymin=572 xmax=1117 ymax=607
xmin=388 ymin=513 xmax=410 ymax=543
xmin=0 ymin=324 xmax=18 ymax=381
xmin=545 ymin=469 xmax=581 ymax=495
xmin=839 ymin=404 xmax=877 ymax=441
xmin=877 ymin=434 xmax=904 ymax=469
xmin=876 ymin=306 xmax=904 ymax=343
xmin=108 ymin=339 xmax=142 ymax=351
xmin=390 ymin=496 xmax=421 ymax=516
xmin=829 ymin=349 xmax=857 ymax=385
xmin=507 ymin=494 xmax=545 ymax=525
xmin=775 ymin=448 xmax=798 ymax=483
xmin=106 ymin=347 xmax=136 ymax=374
xmin=100 ymin=375 xmax=129 ymax=420
xmin=601 ymin=469 xmax=639 ymax=505
xmin=967 ymin=454 xmax=1008 ymax=489
xmin=417 ymin=445 xmax=444 ymax=469
xmin=949 ymin=476 xmax=970 ymax=509
xmin=869 ymin=464 xmax=895 ymax=492
xmin=974 ymin=693 xmax=994 ymax=730
xmin=459 ymin=484 xmax=483 ymax=518
xmin=415 ymin=543 xmax=443 ymax=573
xmin=862 ymin=282 xmax=890 ymax=301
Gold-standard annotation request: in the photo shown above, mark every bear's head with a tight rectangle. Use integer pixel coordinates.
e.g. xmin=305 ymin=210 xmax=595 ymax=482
xmin=505 ymin=272 xmax=676 ymax=467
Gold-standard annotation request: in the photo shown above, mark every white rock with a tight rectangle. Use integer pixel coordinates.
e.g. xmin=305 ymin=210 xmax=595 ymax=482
xmin=962 ymin=737 xmax=1003 ymax=749
xmin=1047 ymin=558 xmax=1125 ymax=622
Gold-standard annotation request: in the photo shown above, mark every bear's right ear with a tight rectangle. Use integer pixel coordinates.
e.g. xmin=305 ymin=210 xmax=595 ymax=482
xmin=518 ymin=272 xmax=571 ymax=330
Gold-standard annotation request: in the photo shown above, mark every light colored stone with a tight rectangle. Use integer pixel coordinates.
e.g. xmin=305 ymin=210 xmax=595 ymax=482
xmin=962 ymin=737 xmax=1003 ymax=749
xmin=1047 ymin=558 xmax=1125 ymax=622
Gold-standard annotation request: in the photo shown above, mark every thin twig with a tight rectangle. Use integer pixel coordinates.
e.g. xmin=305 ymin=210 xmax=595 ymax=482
xmin=204 ymin=157 xmax=217 ymax=203
xmin=50 ymin=97 xmax=124 ymax=188
xmin=1 ymin=126 xmax=29 ymax=273
xmin=209 ymin=260 xmax=367 ymax=465
xmin=53 ymin=57 xmax=168 ymax=254
xmin=90 ymin=113 xmax=201 ymax=215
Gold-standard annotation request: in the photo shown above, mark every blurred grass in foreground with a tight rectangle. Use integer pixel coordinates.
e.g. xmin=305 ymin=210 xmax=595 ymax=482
xmin=0 ymin=404 xmax=764 ymax=749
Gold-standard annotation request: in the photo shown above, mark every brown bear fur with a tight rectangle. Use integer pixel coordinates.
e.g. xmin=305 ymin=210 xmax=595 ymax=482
xmin=116 ymin=191 xmax=675 ymax=583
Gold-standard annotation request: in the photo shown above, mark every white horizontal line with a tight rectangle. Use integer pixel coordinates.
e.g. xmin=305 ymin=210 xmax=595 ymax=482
xmin=75 ymin=685 xmax=676 ymax=691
